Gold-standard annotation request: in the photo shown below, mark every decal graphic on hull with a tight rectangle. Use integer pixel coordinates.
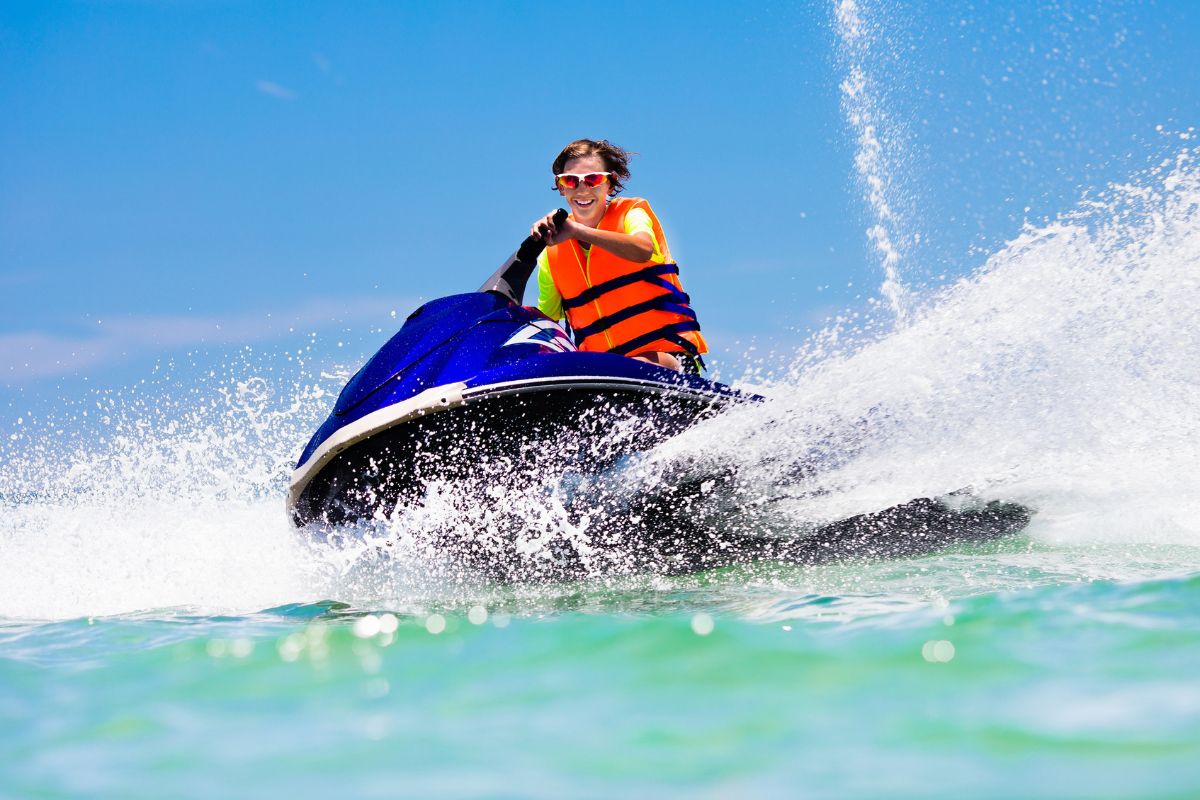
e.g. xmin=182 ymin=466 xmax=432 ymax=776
xmin=502 ymin=319 xmax=577 ymax=353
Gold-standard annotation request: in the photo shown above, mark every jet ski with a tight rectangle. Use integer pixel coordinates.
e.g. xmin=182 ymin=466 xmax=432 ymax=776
xmin=288 ymin=210 xmax=756 ymax=528
xmin=287 ymin=211 xmax=1032 ymax=575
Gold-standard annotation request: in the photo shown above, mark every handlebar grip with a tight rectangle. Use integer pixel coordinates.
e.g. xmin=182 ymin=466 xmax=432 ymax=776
xmin=478 ymin=209 xmax=571 ymax=303
xmin=515 ymin=208 xmax=569 ymax=264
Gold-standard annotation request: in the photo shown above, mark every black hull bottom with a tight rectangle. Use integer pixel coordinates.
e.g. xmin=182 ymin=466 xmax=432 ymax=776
xmin=451 ymin=472 xmax=1032 ymax=580
xmin=610 ymin=491 xmax=1033 ymax=576
xmin=290 ymin=385 xmax=729 ymax=528
xmin=290 ymin=386 xmax=1033 ymax=581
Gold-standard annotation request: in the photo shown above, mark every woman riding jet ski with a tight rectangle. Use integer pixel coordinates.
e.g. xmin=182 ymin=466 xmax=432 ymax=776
xmin=289 ymin=140 xmax=746 ymax=528
xmin=528 ymin=139 xmax=705 ymax=373
xmin=287 ymin=140 xmax=1030 ymax=575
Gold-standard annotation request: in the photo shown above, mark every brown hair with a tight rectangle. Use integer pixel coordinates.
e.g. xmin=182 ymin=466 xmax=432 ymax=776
xmin=551 ymin=139 xmax=634 ymax=196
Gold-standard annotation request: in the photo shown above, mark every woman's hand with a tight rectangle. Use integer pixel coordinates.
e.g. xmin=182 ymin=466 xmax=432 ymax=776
xmin=530 ymin=211 xmax=580 ymax=245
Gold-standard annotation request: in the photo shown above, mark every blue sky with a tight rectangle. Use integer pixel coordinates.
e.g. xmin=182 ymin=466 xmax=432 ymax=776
xmin=2 ymin=1 xmax=1199 ymax=409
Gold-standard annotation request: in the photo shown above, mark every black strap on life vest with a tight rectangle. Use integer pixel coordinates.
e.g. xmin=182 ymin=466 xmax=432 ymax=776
xmin=560 ymin=262 xmax=704 ymax=360
xmin=560 ymin=263 xmax=682 ymax=311
xmin=571 ymin=293 xmax=696 ymax=341
xmin=610 ymin=320 xmax=703 ymax=357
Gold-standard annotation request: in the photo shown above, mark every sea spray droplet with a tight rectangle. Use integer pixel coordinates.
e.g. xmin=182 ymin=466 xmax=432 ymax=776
xmin=363 ymin=716 xmax=388 ymax=741
xmin=836 ymin=0 xmax=911 ymax=322
xmin=691 ymin=613 xmax=715 ymax=636
xmin=467 ymin=605 xmax=488 ymax=625
xmin=305 ymin=623 xmax=331 ymax=663
xmin=425 ymin=614 xmax=446 ymax=635
xmin=922 ymin=640 xmax=956 ymax=663
xmin=353 ymin=615 xmax=381 ymax=638
xmin=277 ymin=634 xmax=304 ymax=663
xmin=354 ymin=643 xmax=383 ymax=675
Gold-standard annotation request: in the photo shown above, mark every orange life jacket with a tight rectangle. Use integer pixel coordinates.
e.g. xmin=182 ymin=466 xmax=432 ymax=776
xmin=544 ymin=197 xmax=708 ymax=358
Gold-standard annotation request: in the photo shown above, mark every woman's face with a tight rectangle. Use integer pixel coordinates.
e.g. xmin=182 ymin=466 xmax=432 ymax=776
xmin=557 ymin=154 xmax=610 ymax=228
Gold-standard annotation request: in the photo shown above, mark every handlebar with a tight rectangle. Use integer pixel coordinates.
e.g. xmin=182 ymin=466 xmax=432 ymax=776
xmin=478 ymin=208 xmax=570 ymax=304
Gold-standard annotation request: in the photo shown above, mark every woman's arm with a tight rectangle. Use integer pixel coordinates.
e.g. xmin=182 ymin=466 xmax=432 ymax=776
xmin=531 ymin=211 xmax=655 ymax=263
xmin=573 ymin=226 xmax=656 ymax=263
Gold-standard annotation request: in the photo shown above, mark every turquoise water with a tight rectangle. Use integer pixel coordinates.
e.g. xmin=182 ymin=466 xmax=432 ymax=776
xmin=3 ymin=542 xmax=1200 ymax=798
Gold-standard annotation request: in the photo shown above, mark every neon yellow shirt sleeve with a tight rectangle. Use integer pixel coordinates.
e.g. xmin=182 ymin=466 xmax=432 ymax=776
xmin=623 ymin=207 xmax=665 ymax=264
xmin=536 ymin=250 xmax=564 ymax=320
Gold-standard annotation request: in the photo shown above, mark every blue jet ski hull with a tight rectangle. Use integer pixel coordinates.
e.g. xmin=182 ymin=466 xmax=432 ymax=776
xmin=288 ymin=292 xmax=753 ymax=527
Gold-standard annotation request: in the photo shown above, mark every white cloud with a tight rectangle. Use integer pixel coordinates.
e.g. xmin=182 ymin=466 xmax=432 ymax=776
xmin=0 ymin=296 xmax=415 ymax=381
xmin=255 ymin=79 xmax=298 ymax=100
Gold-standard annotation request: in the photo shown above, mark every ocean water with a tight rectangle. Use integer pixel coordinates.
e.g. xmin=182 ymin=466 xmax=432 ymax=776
xmin=6 ymin=8 xmax=1200 ymax=800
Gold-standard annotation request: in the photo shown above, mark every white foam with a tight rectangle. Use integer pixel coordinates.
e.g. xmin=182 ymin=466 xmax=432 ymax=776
xmin=671 ymin=148 xmax=1200 ymax=545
